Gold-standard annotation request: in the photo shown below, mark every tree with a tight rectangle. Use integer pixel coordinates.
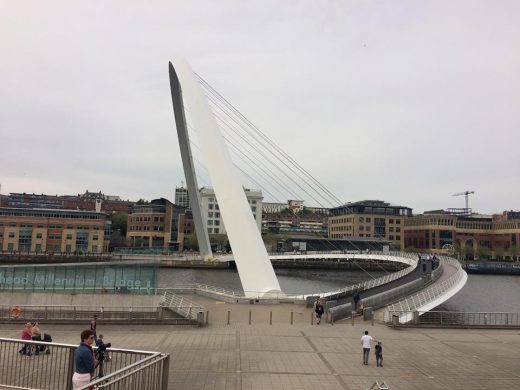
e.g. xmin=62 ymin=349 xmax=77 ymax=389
xmin=494 ymin=245 xmax=505 ymax=261
xmin=475 ymin=245 xmax=491 ymax=260
xmin=109 ymin=230 xmax=127 ymax=251
xmin=183 ymin=234 xmax=199 ymax=251
xmin=136 ymin=199 xmax=150 ymax=205
xmin=509 ymin=245 xmax=519 ymax=262
xmin=108 ymin=212 xmax=128 ymax=236
xmin=262 ymin=233 xmax=279 ymax=252
xmin=210 ymin=234 xmax=227 ymax=252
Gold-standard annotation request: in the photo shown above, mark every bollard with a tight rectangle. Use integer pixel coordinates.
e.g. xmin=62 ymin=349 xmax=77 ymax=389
xmin=227 ymin=310 xmax=230 ymax=325
xmin=197 ymin=311 xmax=205 ymax=327
xmin=206 ymin=310 xmax=209 ymax=325
xmin=371 ymin=311 xmax=375 ymax=326
xmin=331 ymin=311 xmax=334 ymax=326
xmin=249 ymin=310 xmax=252 ymax=325
xmin=290 ymin=311 xmax=294 ymax=325
xmin=269 ymin=311 xmax=273 ymax=325
xmin=352 ymin=311 xmax=355 ymax=326
xmin=311 ymin=311 xmax=314 ymax=325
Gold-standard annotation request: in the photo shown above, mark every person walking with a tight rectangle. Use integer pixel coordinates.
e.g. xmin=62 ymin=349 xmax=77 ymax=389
xmin=361 ymin=330 xmax=374 ymax=365
xmin=90 ymin=316 xmax=98 ymax=343
xmin=353 ymin=291 xmax=361 ymax=312
xmin=315 ymin=298 xmax=324 ymax=325
xmin=375 ymin=341 xmax=383 ymax=367
xmin=72 ymin=330 xmax=96 ymax=389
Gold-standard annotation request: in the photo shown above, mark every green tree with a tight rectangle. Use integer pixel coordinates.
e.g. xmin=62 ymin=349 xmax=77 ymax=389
xmin=136 ymin=198 xmax=150 ymax=205
xmin=109 ymin=230 xmax=127 ymax=251
xmin=475 ymin=245 xmax=491 ymax=260
xmin=509 ymin=245 xmax=519 ymax=262
xmin=210 ymin=234 xmax=227 ymax=251
xmin=494 ymin=245 xmax=505 ymax=261
xmin=183 ymin=234 xmax=199 ymax=251
xmin=109 ymin=212 xmax=128 ymax=236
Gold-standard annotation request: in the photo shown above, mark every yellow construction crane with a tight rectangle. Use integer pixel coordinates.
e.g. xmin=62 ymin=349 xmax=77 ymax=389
xmin=452 ymin=190 xmax=475 ymax=211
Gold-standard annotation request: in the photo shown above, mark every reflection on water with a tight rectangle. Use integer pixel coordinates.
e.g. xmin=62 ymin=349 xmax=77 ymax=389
xmin=158 ymin=268 xmax=386 ymax=294
xmin=436 ymin=274 xmax=520 ymax=312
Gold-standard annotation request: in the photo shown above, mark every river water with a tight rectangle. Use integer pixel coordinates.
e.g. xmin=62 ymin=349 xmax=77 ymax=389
xmin=158 ymin=268 xmax=520 ymax=312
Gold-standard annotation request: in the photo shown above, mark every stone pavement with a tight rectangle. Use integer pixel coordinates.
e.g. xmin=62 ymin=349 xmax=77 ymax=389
xmin=1 ymin=310 xmax=519 ymax=390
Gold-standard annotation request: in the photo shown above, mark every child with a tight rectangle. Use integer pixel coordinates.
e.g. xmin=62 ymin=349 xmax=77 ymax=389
xmin=375 ymin=341 xmax=383 ymax=367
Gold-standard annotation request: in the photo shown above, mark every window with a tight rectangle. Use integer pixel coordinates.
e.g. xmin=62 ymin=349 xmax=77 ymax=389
xmin=252 ymin=200 xmax=257 ymax=204
xmin=396 ymin=235 xmax=401 ymax=240
xmin=37 ymin=224 xmax=44 ymax=228
xmin=207 ymin=220 xmax=213 ymax=225
xmin=215 ymin=213 xmax=220 ymax=218
xmin=8 ymin=232 xmax=15 ymax=238
xmin=396 ymin=227 xmax=401 ymax=232
xmin=252 ymin=206 xmax=257 ymax=212
xmin=389 ymin=219 xmax=394 ymax=224
xmin=214 ymin=228 xmax=219 ymax=234
xmin=66 ymin=234 xmax=73 ymax=240
xmin=366 ymin=218 xmax=371 ymax=223
xmin=389 ymin=235 xmax=394 ymax=240
xmin=389 ymin=227 xmax=394 ymax=232
xmin=36 ymin=233 xmax=43 ymax=239
xmin=214 ymin=220 xmax=220 ymax=226
xmin=208 ymin=212 xmax=213 ymax=218
xmin=208 ymin=228 xmax=213 ymax=234
xmin=93 ymin=235 xmax=99 ymax=241
xmin=209 ymin=204 xmax=214 ymax=210
xmin=396 ymin=219 xmax=401 ymax=224
xmin=359 ymin=217 xmax=364 ymax=223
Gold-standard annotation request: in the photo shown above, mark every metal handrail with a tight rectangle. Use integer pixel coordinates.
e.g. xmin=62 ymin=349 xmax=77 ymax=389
xmin=0 ymin=337 xmax=168 ymax=390
xmin=384 ymin=255 xmax=466 ymax=322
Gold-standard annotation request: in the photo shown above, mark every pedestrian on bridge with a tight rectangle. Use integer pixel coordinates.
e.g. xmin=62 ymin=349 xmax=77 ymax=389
xmin=361 ymin=330 xmax=375 ymax=365
xmin=72 ymin=329 xmax=96 ymax=389
xmin=315 ymin=298 xmax=324 ymax=324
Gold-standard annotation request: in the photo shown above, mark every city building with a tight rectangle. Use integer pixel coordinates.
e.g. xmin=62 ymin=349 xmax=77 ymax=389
xmin=404 ymin=209 xmax=520 ymax=259
xmin=174 ymin=186 xmax=191 ymax=209
xmin=263 ymin=200 xmax=329 ymax=216
xmin=328 ymin=200 xmax=413 ymax=249
xmin=126 ymin=198 xmax=186 ymax=250
xmin=5 ymin=191 xmax=134 ymax=214
xmin=199 ymin=187 xmax=262 ymax=235
xmin=262 ymin=212 xmax=328 ymax=236
xmin=0 ymin=207 xmax=111 ymax=253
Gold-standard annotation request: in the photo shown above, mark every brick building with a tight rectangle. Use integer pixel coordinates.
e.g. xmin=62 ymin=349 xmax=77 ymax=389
xmin=328 ymin=200 xmax=412 ymax=250
xmin=404 ymin=210 xmax=520 ymax=259
xmin=0 ymin=207 xmax=111 ymax=253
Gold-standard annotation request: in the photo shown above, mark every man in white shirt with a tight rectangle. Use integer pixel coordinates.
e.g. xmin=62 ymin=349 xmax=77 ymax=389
xmin=360 ymin=330 xmax=374 ymax=365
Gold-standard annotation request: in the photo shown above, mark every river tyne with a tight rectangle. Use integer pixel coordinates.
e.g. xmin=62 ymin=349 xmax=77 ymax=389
xmin=158 ymin=267 xmax=520 ymax=312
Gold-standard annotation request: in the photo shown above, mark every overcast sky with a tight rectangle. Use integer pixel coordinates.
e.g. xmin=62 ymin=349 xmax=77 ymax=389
xmin=1 ymin=1 xmax=519 ymax=214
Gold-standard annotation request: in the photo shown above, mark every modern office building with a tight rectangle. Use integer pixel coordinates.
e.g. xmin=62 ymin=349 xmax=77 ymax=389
xmin=404 ymin=209 xmax=520 ymax=258
xmin=174 ymin=186 xmax=191 ymax=209
xmin=0 ymin=207 xmax=111 ymax=253
xmin=126 ymin=198 xmax=186 ymax=250
xmin=199 ymin=187 xmax=262 ymax=235
xmin=328 ymin=200 xmax=413 ymax=249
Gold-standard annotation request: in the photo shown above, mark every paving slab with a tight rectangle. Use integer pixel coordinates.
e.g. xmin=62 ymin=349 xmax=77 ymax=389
xmin=2 ymin=314 xmax=520 ymax=389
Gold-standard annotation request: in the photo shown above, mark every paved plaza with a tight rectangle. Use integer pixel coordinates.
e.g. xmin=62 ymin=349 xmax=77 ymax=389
xmin=1 ymin=301 xmax=519 ymax=390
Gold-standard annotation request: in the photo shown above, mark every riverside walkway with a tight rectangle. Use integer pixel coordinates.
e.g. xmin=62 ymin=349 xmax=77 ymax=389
xmin=1 ymin=301 xmax=519 ymax=389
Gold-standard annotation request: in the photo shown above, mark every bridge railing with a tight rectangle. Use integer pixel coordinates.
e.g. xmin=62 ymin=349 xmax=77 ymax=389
xmin=0 ymin=304 xmax=197 ymax=323
xmin=386 ymin=311 xmax=520 ymax=328
xmin=384 ymin=256 xmax=466 ymax=323
xmin=155 ymin=251 xmax=421 ymax=300
xmin=0 ymin=337 xmax=169 ymax=390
